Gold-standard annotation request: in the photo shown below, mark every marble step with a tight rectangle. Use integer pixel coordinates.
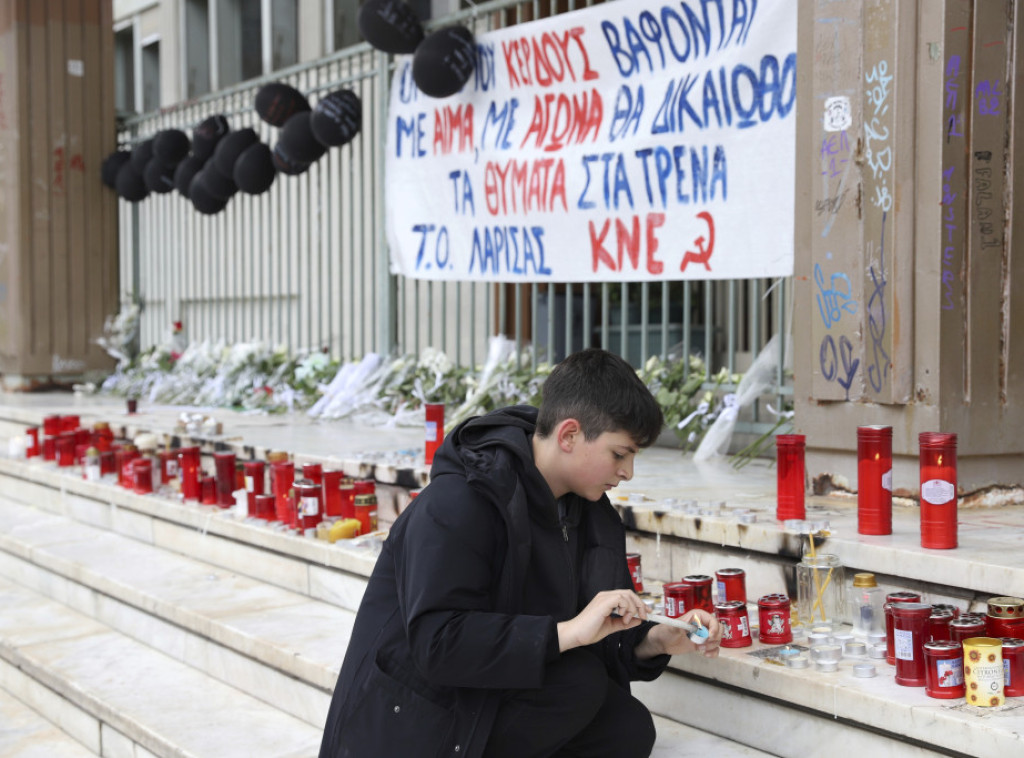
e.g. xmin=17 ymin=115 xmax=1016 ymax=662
xmin=0 ymin=579 xmax=323 ymax=758
xmin=0 ymin=688 xmax=100 ymax=758
xmin=0 ymin=494 xmax=356 ymax=727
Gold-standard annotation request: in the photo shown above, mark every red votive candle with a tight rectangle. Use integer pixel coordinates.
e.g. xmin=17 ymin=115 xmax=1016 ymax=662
xmin=243 ymin=460 xmax=265 ymax=515
xmin=272 ymin=461 xmax=295 ymax=525
xmin=25 ymin=427 xmax=40 ymax=457
xmin=159 ymin=450 xmax=178 ymax=485
xmin=56 ymin=433 xmax=76 ymax=467
xmin=353 ymin=492 xmax=378 ymax=535
xmin=1002 ymin=638 xmax=1024 ymax=697
xmin=857 ymin=425 xmax=892 ymax=535
xmin=93 ymin=422 xmax=114 ymax=452
xmin=715 ymin=600 xmax=753 ymax=648
xmin=681 ymin=575 xmax=715 ymax=614
xmin=213 ymin=452 xmax=236 ymax=508
xmin=200 ymin=476 xmax=217 ymax=505
xmin=322 ymin=470 xmax=343 ymax=517
xmin=99 ymin=450 xmax=116 ymax=476
xmin=425 ymin=403 xmax=445 ymax=465
xmin=301 ymin=462 xmax=322 ymax=485
xmin=295 ymin=480 xmax=323 ymax=533
xmin=118 ymin=448 xmax=139 ymax=488
xmin=928 ymin=608 xmax=953 ymax=642
xmin=43 ymin=415 xmax=62 ymax=436
xmin=885 ymin=591 xmax=922 ymax=665
xmin=61 ymin=415 xmax=79 ymax=432
xmin=662 ymin=582 xmax=693 ymax=618
xmin=757 ymin=594 xmax=793 ymax=644
xmin=42 ymin=436 xmax=57 ymax=461
xmin=339 ymin=476 xmax=356 ymax=519
xmin=253 ymin=493 xmax=276 ymax=521
xmin=919 ymin=432 xmax=957 ymax=549
xmin=949 ymin=614 xmax=987 ymax=644
xmin=178 ymin=447 xmax=201 ymax=501
xmin=893 ymin=602 xmax=932 ymax=686
xmin=715 ymin=568 xmax=747 ymax=604
xmin=626 ymin=553 xmax=644 ymax=593
xmin=775 ymin=434 xmax=806 ymax=521
xmin=924 ymin=640 xmax=966 ymax=699
xmin=132 ymin=459 xmax=154 ymax=495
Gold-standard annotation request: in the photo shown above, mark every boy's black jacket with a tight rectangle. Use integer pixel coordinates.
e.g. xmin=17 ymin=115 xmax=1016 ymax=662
xmin=318 ymin=405 xmax=669 ymax=758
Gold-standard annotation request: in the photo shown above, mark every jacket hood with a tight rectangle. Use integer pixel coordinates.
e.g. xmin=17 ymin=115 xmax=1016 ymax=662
xmin=431 ymin=404 xmax=538 ymax=486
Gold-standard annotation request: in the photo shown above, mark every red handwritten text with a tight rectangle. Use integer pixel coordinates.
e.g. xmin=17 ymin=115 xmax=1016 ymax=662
xmin=520 ymin=89 xmax=602 ymax=152
xmin=502 ymin=27 xmax=599 ymax=90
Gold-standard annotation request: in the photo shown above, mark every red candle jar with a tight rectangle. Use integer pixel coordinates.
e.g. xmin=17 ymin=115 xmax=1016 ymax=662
xmin=986 ymin=597 xmax=1024 ymax=638
xmin=159 ymin=450 xmax=178 ymax=485
xmin=322 ymin=470 xmax=343 ymax=517
xmin=74 ymin=428 xmax=91 ymax=448
xmin=178 ymin=447 xmax=201 ymax=501
xmin=116 ymin=447 xmax=139 ymax=487
xmin=775 ymin=434 xmax=806 ymax=521
xmin=253 ymin=493 xmax=276 ymax=521
xmin=716 ymin=568 xmax=747 ymax=604
xmin=132 ymin=459 xmax=154 ymax=495
xmin=663 ymin=582 xmax=694 ymax=618
xmin=950 ymin=614 xmax=988 ymax=644
xmin=43 ymin=415 xmax=62 ymax=436
xmin=295 ymin=480 xmax=323 ymax=533
xmin=200 ymin=476 xmax=218 ymax=505
xmin=757 ymin=594 xmax=793 ymax=644
xmin=924 ymin=640 xmax=966 ymax=698
xmin=893 ymin=602 xmax=932 ymax=686
xmin=626 ymin=553 xmax=643 ymax=593
xmin=25 ymin=427 xmax=40 ymax=457
xmin=213 ymin=452 xmax=237 ymax=508
xmin=339 ymin=477 xmax=356 ymax=519
xmin=354 ymin=479 xmax=375 ymax=497
xmin=884 ymin=594 xmax=925 ymax=663
xmin=243 ymin=460 xmax=266 ymax=515
xmin=56 ymin=433 xmax=76 ymax=467
xmin=301 ymin=462 xmax=322 ymax=485
xmin=1001 ymin=638 xmax=1024 ymax=697
xmin=74 ymin=443 xmax=91 ymax=467
xmin=271 ymin=461 xmax=295 ymax=525
xmin=353 ymin=493 xmax=378 ymax=534
xmin=92 ymin=423 xmax=114 ymax=452
xmin=715 ymin=600 xmax=752 ymax=648
xmin=424 ymin=403 xmax=445 ymax=465
xmin=99 ymin=450 xmax=116 ymax=476
xmin=42 ymin=436 xmax=57 ymax=461
xmin=919 ymin=432 xmax=957 ymax=549
xmin=928 ymin=608 xmax=953 ymax=642
xmin=681 ymin=575 xmax=714 ymax=614
xmin=857 ymin=425 xmax=893 ymax=535
xmin=61 ymin=415 xmax=79 ymax=432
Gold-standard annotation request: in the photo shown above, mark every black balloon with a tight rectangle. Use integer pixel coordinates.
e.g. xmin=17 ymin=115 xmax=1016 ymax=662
xmin=189 ymin=173 xmax=230 ymax=215
xmin=115 ymin=162 xmax=149 ymax=202
xmin=152 ymin=129 xmax=191 ymax=167
xmin=129 ymin=138 xmax=155 ymax=173
xmin=213 ymin=127 xmax=259 ymax=179
xmin=413 ymin=26 xmax=476 ymax=98
xmin=357 ymin=0 xmax=424 ymax=54
xmin=278 ymin=112 xmax=328 ymax=163
xmin=271 ymin=141 xmax=312 ymax=176
xmin=254 ymin=82 xmax=311 ymax=127
xmin=234 ymin=142 xmax=277 ymax=195
xmin=192 ymin=115 xmax=231 ymax=162
xmin=198 ymin=165 xmax=238 ymax=201
xmin=174 ymin=155 xmax=206 ymax=198
xmin=143 ymin=159 xmax=176 ymax=194
xmin=311 ymin=89 xmax=362 ymax=148
xmin=101 ymin=151 xmax=131 ymax=189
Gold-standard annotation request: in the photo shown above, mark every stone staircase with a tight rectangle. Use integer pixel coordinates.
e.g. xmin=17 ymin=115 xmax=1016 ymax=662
xmin=1 ymin=395 xmax=1023 ymax=757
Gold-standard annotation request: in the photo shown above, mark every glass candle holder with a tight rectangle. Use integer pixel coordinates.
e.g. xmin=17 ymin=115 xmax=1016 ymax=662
xmin=301 ymin=462 xmax=322 ymax=485
xmin=271 ymin=461 xmax=295 ymax=525
xmin=796 ymin=554 xmax=845 ymax=628
xmin=178 ymin=447 xmax=202 ymax=501
xmin=214 ymin=452 xmax=237 ymax=508
xmin=893 ymin=602 xmax=932 ymax=686
xmin=775 ymin=434 xmax=806 ymax=521
xmin=424 ymin=403 xmax=445 ymax=465
xmin=295 ymin=480 xmax=323 ymax=533
xmin=919 ymin=432 xmax=957 ymax=549
xmin=857 ymin=425 xmax=892 ymax=535
xmin=253 ymin=493 xmax=277 ymax=521
xmin=849 ymin=572 xmax=884 ymax=637
xmin=322 ymin=470 xmax=343 ymax=517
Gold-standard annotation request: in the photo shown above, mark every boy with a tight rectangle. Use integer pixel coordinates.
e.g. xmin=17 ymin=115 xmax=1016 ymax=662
xmin=319 ymin=348 xmax=721 ymax=758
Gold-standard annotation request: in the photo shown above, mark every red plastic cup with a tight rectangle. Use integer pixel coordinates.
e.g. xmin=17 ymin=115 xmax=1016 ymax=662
xmin=775 ymin=434 xmax=805 ymax=521
xmin=919 ymin=432 xmax=957 ymax=549
xmin=858 ymin=425 xmax=893 ymax=535
xmin=425 ymin=403 xmax=445 ymax=465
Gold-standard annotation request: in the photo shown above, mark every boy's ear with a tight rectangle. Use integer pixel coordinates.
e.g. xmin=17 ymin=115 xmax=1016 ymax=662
xmin=556 ymin=418 xmax=581 ymax=452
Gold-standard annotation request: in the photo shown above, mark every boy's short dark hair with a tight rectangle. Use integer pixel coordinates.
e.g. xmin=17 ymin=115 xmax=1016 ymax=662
xmin=536 ymin=348 xmax=664 ymax=448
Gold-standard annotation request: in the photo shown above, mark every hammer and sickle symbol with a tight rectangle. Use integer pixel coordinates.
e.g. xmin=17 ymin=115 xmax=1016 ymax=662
xmin=680 ymin=211 xmax=715 ymax=273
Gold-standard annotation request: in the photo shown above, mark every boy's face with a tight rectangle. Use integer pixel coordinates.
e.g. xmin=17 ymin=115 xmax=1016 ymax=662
xmin=566 ymin=429 xmax=638 ymax=501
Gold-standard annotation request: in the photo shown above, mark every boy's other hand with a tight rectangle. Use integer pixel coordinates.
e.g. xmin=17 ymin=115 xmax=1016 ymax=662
xmin=556 ymin=589 xmax=647 ymax=652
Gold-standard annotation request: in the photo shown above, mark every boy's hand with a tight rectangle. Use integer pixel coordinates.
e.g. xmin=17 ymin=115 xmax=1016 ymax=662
xmin=557 ymin=589 xmax=647 ymax=652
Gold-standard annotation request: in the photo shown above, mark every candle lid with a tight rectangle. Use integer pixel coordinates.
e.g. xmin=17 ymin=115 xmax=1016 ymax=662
xmin=987 ymin=597 xmax=1024 ymax=618
xmin=852 ymin=572 xmax=877 ymax=588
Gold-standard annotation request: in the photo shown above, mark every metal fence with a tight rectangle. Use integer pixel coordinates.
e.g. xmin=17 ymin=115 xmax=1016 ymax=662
xmin=118 ymin=0 xmax=792 ymax=435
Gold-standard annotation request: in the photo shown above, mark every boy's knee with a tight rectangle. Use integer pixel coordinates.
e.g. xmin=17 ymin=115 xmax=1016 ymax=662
xmin=551 ymin=650 xmax=609 ymax=721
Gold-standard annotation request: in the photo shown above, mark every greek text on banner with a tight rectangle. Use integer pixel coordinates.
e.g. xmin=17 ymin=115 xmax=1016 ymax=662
xmin=385 ymin=0 xmax=796 ymax=283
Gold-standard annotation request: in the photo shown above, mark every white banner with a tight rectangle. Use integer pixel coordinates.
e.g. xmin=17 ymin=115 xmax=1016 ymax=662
xmin=385 ymin=0 xmax=796 ymax=283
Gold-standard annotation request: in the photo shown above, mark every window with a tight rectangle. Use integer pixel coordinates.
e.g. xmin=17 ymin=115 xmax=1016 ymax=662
xmin=141 ymin=40 xmax=161 ymax=112
xmin=184 ymin=0 xmax=211 ymax=98
xmin=114 ymin=25 xmax=135 ymax=113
